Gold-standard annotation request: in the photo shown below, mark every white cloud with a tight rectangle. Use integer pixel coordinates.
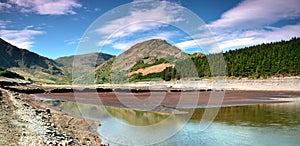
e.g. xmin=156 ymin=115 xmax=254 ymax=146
xmin=94 ymin=1 xmax=185 ymax=51
xmin=174 ymin=38 xmax=217 ymax=51
xmin=96 ymin=1 xmax=183 ymax=38
xmin=8 ymin=0 xmax=82 ymax=15
xmin=205 ymin=0 xmax=300 ymax=52
xmin=0 ymin=2 xmax=12 ymax=11
xmin=94 ymin=8 xmax=101 ymax=12
xmin=209 ymin=0 xmax=300 ymax=29
xmin=175 ymin=40 xmax=198 ymax=50
xmin=97 ymin=39 xmax=113 ymax=47
xmin=106 ymin=31 xmax=178 ymax=51
xmin=0 ymin=20 xmax=10 ymax=29
xmin=150 ymin=31 xmax=177 ymax=40
xmin=64 ymin=39 xmax=78 ymax=45
xmin=0 ymin=28 xmax=44 ymax=49
xmin=112 ymin=42 xmax=134 ymax=50
xmin=215 ymin=23 xmax=300 ymax=51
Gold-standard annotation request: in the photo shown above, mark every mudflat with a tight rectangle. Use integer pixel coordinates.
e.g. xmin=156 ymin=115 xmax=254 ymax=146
xmin=34 ymin=90 xmax=300 ymax=108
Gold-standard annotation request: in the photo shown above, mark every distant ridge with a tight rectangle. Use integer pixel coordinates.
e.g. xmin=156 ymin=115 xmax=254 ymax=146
xmin=76 ymin=37 xmax=300 ymax=84
xmin=55 ymin=52 xmax=114 ymax=79
xmin=74 ymin=39 xmax=189 ymax=84
xmin=0 ymin=38 xmax=63 ymax=75
xmin=55 ymin=52 xmax=113 ymax=68
xmin=0 ymin=38 xmax=70 ymax=84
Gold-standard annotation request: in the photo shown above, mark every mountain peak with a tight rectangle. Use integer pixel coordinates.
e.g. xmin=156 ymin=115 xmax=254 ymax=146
xmin=113 ymin=39 xmax=186 ymax=71
xmin=0 ymin=38 xmax=67 ymax=84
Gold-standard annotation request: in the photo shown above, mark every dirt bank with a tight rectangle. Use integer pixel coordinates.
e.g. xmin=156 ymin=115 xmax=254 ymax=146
xmin=0 ymin=88 xmax=101 ymax=145
xmin=34 ymin=90 xmax=300 ymax=110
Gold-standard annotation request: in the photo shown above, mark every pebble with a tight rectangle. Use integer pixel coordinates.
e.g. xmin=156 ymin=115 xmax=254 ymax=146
xmin=10 ymin=92 xmax=76 ymax=146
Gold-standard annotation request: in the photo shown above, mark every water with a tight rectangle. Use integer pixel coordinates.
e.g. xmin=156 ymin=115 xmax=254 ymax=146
xmin=44 ymin=97 xmax=300 ymax=145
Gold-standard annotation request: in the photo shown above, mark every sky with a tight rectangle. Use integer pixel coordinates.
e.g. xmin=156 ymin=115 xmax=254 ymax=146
xmin=0 ymin=0 xmax=299 ymax=59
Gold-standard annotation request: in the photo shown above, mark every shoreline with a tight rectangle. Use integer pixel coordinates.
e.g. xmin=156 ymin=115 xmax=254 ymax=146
xmin=0 ymin=88 xmax=101 ymax=145
xmin=1 ymin=77 xmax=300 ymax=145
xmin=34 ymin=90 xmax=300 ymax=112
xmin=41 ymin=77 xmax=300 ymax=91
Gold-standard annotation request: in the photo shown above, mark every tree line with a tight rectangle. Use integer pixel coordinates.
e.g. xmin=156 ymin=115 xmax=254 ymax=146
xmin=132 ymin=37 xmax=300 ymax=81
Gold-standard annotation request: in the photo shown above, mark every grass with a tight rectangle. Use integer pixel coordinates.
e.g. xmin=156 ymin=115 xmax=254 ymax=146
xmin=0 ymin=68 xmax=25 ymax=79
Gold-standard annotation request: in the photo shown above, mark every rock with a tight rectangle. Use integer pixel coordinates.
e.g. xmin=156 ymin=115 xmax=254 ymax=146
xmin=45 ymin=130 xmax=52 ymax=133
xmin=45 ymin=109 xmax=51 ymax=114
xmin=22 ymin=103 xmax=29 ymax=107
xmin=35 ymin=109 xmax=44 ymax=115
xmin=65 ymin=139 xmax=74 ymax=145
xmin=46 ymin=141 xmax=53 ymax=145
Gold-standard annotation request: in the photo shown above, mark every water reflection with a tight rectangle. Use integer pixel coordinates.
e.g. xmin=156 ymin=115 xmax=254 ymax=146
xmin=44 ymin=98 xmax=300 ymax=145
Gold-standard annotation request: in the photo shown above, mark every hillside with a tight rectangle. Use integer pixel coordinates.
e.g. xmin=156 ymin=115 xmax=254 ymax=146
xmin=111 ymin=39 xmax=186 ymax=71
xmin=55 ymin=52 xmax=113 ymax=79
xmin=55 ymin=52 xmax=113 ymax=68
xmin=75 ymin=39 xmax=189 ymax=84
xmin=0 ymin=38 xmax=63 ymax=74
xmin=0 ymin=38 xmax=68 ymax=84
xmin=189 ymin=37 xmax=300 ymax=79
xmin=93 ymin=37 xmax=300 ymax=83
xmin=130 ymin=63 xmax=174 ymax=76
xmin=2 ymin=37 xmax=298 ymax=85
xmin=0 ymin=68 xmax=24 ymax=79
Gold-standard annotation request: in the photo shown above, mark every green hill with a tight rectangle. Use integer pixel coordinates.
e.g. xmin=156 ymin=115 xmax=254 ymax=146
xmin=74 ymin=39 xmax=188 ymax=84
xmin=192 ymin=37 xmax=300 ymax=79
xmin=0 ymin=38 xmax=69 ymax=84
xmin=76 ymin=38 xmax=300 ymax=84
xmin=0 ymin=68 xmax=24 ymax=79
xmin=103 ymin=37 xmax=300 ymax=83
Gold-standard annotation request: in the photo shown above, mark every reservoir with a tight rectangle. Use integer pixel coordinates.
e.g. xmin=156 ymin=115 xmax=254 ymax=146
xmin=41 ymin=93 xmax=300 ymax=145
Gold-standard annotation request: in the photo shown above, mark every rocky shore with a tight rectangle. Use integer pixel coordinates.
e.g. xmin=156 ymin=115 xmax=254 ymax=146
xmin=1 ymin=76 xmax=299 ymax=145
xmin=0 ymin=87 xmax=101 ymax=145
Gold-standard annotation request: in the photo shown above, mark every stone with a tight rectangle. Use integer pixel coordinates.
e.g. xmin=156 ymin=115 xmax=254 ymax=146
xmin=45 ymin=109 xmax=51 ymax=114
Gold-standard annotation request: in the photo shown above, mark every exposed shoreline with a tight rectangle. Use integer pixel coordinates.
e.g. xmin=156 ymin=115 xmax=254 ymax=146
xmin=41 ymin=77 xmax=300 ymax=91
xmin=1 ymin=76 xmax=300 ymax=145
xmin=0 ymin=88 xmax=101 ymax=145
xmin=34 ymin=90 xmax=300 ymax=112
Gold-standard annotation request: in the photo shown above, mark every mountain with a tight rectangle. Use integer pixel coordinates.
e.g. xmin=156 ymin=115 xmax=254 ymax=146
xmin=0 ymin=38 xmax=63 ymax=74
xmin=0 ymin=38 xmax=114 ymax=84
xmin=55 ymin=52 xmax=113 ymax=68
xmin=0 ymin=68 xmax=24 ymax=79
xmin=112 ymin=39 xmax=186 ymax=71
xmin=76 ymin=37 xmax=300 ymax=84
xmin=0 ymin=38 xmax=68 ymax=84
xmin=192 ymin=37 xmax=300 ymax=79
xmin=55 ymin=52 xmax=114 ymax=79
xmin=74 ymin=39 xmax=189 ymax=84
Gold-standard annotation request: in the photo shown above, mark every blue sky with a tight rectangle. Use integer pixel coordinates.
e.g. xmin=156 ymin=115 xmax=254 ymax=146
xmin=0 ymin=0 xmax=299 ymax=59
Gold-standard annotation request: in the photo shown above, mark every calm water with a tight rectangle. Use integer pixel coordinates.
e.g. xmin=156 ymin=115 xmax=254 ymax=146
xmin=44 ymin=97 xmax=300 ymax=146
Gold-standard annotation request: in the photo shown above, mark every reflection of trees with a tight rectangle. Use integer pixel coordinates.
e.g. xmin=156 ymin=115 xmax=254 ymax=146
xmin=190 ymin=104 xmax=300 ymax=127
xmin=47 ymin=100 xmax=300 ymax=128
xmin=47 ymin=101 xmax=170 ymax=126
xmin=105 ymin=107 xmax=170 ymax=126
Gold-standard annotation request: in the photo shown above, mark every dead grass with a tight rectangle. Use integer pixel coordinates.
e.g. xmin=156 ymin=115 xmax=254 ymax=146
xmin=130 ymin=63 xmax=174 ymax=76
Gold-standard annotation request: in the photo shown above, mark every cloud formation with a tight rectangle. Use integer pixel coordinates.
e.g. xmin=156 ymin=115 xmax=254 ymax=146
xmin=0 ymin=2 xmax=12 ymax=11
xmin=96 ymin=1 xmax=184 ymax=50
xmin=216 ymin=23 xmax=300 ymax=50
xmin=204 ymin=0 xmax=300 ymax=51
xmin=8 ymin=0 xmax=82 ymax=15
xmin=0 ymin=20 xmax=11 ymax=29
xmin=209 ymin=0 xmax=300 ymax=29
xmin=0 ymin=28 xmax=44 ymax=49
